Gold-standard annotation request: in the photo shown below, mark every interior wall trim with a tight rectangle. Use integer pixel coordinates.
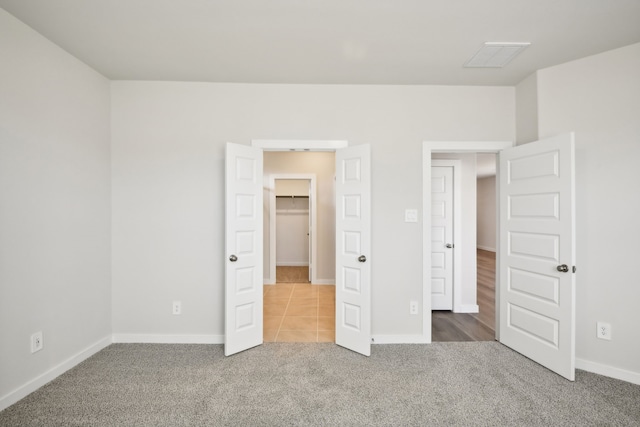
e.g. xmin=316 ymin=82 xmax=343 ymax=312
xmin=0 ymin=335 xmax=111 ymax=412
xmin=576 ymin=358 xmax=640 ymax=386
xmin=111 ymin=334 xmax=224 ymax=344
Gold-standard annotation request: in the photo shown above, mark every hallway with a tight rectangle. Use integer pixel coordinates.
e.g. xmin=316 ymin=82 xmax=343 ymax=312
xmin=432 ymin=249 xmax=496 ymax=342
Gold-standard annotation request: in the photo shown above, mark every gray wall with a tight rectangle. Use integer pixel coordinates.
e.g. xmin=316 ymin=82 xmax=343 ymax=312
xmin=477 ymin=176 xmax=497 ymax=252
xmin=110 ymin=82 xmax=515 ymax=339
xmin=0 ymin=9 xmax=111 ymax=404
xmin=516 ymin=73 xmax=539 ymax=145
xmin=536 ymin=42 xmax=640 ymax=377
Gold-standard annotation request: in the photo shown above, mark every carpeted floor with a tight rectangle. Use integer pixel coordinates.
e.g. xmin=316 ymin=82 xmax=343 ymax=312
xmin=1 ymin=342 xmax=639 ymax=426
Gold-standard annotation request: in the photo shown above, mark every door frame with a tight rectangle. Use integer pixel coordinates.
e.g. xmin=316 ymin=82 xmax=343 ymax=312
xmin=422 ymin=141 xmax=513 ymax=342
xmin=267 ymin=174 xmax=317 ymax=285
xmin=253 ymin=140 xmax=349 ymax=152
xmin=253 ymin=139 xmax=348 ymax=289
xmin=430 ymin=160 xmax=462 ymax=312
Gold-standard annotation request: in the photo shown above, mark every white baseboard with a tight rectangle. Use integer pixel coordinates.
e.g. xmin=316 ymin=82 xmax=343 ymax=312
xmin=265 ymin=279 xmax=333 ymax=285
xmin=276 ymin=262 xmax=309 ymax=267
xmin=372 ymin=334 xmax=430 ymax=344
xmin=576 ymin=358 xmax=640 ymax=385
xmin=311 ymin=280 xmax=335 ymax=285
xmin=454 ymin=304 xmax=479 ymax=313
xmin=0 ymin=335 xmax=112 ymax=412
xmin=477 ymin=246 xmax=496 ymax=252
xmin=111 ymin=334 xmax=224 ymax=344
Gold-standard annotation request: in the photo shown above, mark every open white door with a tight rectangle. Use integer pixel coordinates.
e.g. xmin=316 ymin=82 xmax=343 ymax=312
xmin=335 ymin=144 xmax=371 ymax=356
xmin=499 ymin=133 xmax=575 ymax=380
xmin=225 ymin=143 xmax=263 ymax=356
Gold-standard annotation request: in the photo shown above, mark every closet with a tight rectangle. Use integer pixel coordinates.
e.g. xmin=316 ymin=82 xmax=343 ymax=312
xmin=275 ymin=180 xmax=310 ymax=269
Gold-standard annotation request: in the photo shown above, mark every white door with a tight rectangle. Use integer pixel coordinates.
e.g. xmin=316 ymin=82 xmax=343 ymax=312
xmin=499 ymin=133 xmax=576 ymax=380
xmin=431 ymin=165 xmax=454 ymax=310
xmin=335 ymin=144 xmax=371 ymax=356
xmin=225 ymin=143 xmax=263 ymax=356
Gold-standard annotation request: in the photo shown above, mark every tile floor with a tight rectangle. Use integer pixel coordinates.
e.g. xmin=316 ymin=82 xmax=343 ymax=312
xmin=263 ymin=283 xmax=335 ymax=342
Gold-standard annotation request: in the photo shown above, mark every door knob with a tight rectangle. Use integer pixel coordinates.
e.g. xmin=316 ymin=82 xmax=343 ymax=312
xmin=358 ymin=255 xmax=367 ymax=263
xmin=229 ymin=254 xmax=238 ymax=262
xmin=445 ymin=243 xmax=453 ymax=248
xmin=557 ymin=264 xmax=569 ymax=273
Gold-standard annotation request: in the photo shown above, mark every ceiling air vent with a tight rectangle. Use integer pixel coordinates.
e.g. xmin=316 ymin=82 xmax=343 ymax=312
xmin=464 ymin=42 xmax=531 ymax=68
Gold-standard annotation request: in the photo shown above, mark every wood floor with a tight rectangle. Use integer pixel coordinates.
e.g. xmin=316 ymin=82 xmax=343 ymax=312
xmin=432 ymin=249 xmax=496 ymax=342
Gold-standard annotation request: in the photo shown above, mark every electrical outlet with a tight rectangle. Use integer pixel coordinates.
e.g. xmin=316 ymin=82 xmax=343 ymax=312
xmin=596 ymin=322 xmax=611 ymax=340
xmin=31 ymin=331 xmax=43 ymax=353
xmin=173 ymin=301 xmax=181 ymax=315
xmin=409 ymin=301 xmax=419 ymax=315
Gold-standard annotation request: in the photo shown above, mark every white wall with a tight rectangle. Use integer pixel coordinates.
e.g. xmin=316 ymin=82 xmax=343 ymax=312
xmin=477 ymin=176 xmax=497 ymax=252
xmin=0 ymin=9 xmax=111 ymax=408
xmin=516 ymin=73 xmax=539 ymax=145
xmin=275 ymin=179 xmax=309 ymax=196
xmin=265 ymin=153 xmax=335 ymax=282
xmin=536 ymin=43 xmax=640 ymax=379
xmin=111 ymin=82 xmax=514 ymax=339
xmin=275 ymin=197 xmax=310 ymax=266
xmin=431 ymin=154 xmax=478 ymax=312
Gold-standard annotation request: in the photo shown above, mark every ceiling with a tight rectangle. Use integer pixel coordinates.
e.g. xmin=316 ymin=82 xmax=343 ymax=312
xmin=2 ymin=0 xmax=639 ymax=86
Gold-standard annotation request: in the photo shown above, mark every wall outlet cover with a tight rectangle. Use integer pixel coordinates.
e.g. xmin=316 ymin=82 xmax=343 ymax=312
xmin=173 ymin=301 xmax=182 ymax=315
xmin=409 ymin=301 xmax=419 ymax=315
xmin=31 ymin=331 xmax=43 ymax=353
xmin=596 ymin=322 xmax=612 ymax=340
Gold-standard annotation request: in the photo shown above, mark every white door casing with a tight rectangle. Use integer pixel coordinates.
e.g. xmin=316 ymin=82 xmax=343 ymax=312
xmin=423 ymin=141 xmax=513 ymax=343
xmin=499 ymin=133 xmax=576 ymax=380
xmin=335 ymin=144 xmax=371 ymax=356
xmin=431 ymin=165 xmax=454 ymax=310
xmin=307 ymin=180 xmax=312 ymax=282
xmin=275 ymin=198 xmax=309 ymax=266
xmin=267 ymin=174 xmax=317 ymax=285
xmin=225 ymin=143 xmax=263 ymax=356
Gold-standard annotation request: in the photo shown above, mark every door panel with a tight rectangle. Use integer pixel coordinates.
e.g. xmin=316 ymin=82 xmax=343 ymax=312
xmin=225 ymin=143 xmax=263 ymax=356
xmin=431 ymin=165 xmax=454 ymax=310
xmin=335 ymin=144 xmax=371 ymax=356
xmin=499 ymin=133 xmax=575 ymax=380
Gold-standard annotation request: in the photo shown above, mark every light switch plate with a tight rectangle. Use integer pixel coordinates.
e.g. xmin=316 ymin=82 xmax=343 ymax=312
xmin=405 ymin=209 xmax=418 ymax=223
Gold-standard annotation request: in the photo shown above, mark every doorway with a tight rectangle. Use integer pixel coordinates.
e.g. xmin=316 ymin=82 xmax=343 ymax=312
xmin=226 ymin=140 xmax=373 ymax=356
xmin=275 ymin=185 xmax=310 ymax=283
xmin=425 ymin=136 xmax=577 ymax=380
xmin=262 ymin=152 xmax=336 ymax=343
xmin=430 ymin=154 xmax=497 ymax=342
xmin=422 ymin=141 xmax=512 ymax=343
xmin=268 ymin=176 xmax=316 ymax=285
